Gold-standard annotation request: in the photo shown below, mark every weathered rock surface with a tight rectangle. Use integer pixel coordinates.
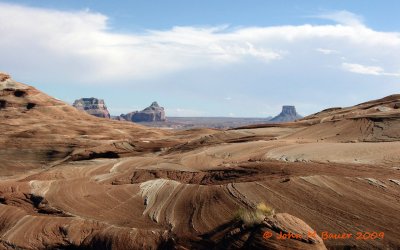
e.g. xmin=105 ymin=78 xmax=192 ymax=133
xmin=1 ymin=74 xmax=400 ymax=249
xmin=270 ymin=105 xmax=302 ymax=122
xmin=185 ymin=212 xmax=326 ymax=250
xmin=121 ymin=101 xmax=166 ymax=122
xmin=0 ymin=72 xmax=10 ymax=82
xmin=73 ymin=97 xmax=111 ymax=118
xmin=0 ymin=75 xmax=171 ymax=175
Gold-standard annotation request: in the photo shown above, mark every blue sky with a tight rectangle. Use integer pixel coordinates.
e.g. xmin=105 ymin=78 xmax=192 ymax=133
xmin=0 ymin=0 xmax=399 ymax=117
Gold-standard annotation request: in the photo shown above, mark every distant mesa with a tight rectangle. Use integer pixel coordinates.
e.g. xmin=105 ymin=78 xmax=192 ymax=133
xmin=270 ymin=105 xmax=302 ymax=122
xmin=73 ymin=97 xmax=111 ymax=119
xmin=120 ymin=101 xmax=166 ymax=122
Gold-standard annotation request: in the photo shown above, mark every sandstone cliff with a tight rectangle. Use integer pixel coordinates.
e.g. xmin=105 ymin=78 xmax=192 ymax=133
xmin=73 ymin=97 xmax=111 ymax=118
xmin=121 ymin=101 xmax=166 ymax=122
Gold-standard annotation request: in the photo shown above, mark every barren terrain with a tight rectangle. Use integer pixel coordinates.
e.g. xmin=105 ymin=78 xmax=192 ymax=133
xmin=1 ymin=73 xmax=399 ymax=249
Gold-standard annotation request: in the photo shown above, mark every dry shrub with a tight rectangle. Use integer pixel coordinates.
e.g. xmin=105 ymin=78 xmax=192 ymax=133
xmin=235 ymin=202 xmax=275 ymax=226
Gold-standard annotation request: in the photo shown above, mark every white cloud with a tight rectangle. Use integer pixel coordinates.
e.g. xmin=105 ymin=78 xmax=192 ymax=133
xmin=316 ymin=48 xmax=338 ymax=55
xmin=0 ymin=3 xmax=399 ymax=89
xmin=342 ymin=63 xmax=384 ymax=75
xmin=342 ymin=63 xmax=400 ymax=76
xmin=0 ymin=3 xmax=283 ymax=82
xmin=316 ymin=10 xmax=364 ymax=26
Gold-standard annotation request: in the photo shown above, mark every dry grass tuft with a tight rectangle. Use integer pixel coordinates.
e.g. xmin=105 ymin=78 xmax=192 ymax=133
xmin=235 ymin=202 xmax=275 ymax=226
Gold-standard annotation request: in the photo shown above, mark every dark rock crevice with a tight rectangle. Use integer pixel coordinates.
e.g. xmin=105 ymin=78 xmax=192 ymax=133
xmin=26 ymin=102 xmax=36 ymax=109
xmin=0 ymin=100 xmax=6 ymax=109
xmin=13 ymin=90 xmax=27 ymax=97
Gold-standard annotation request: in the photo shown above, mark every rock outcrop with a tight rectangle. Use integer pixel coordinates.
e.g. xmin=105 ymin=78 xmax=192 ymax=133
xmin=201 ymin=212 xmax=327 ymax=250
xmin=0 ymin=72 xmax=10 ymax=82
xmin=121 ymin=101 xmax=166 ymax=122
xmin=0 ymin=72 xmax=37 ymax=110
xmin=73 ymin=98 xmax=110 ymax=118
xmin=270 ymin=105 xmax=302 ymax=122
xmin=0 ymin=74 xmax=165 ymax=175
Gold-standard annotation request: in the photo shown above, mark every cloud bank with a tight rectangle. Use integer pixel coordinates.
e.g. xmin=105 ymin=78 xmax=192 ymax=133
xmin=0 ymin=3 xmax=399 ymax=116
xmin=1 ymin=3 xmax=399 ymax=83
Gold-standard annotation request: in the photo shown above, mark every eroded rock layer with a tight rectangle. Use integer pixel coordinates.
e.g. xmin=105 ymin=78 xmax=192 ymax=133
xmin=120 ymin=102 xmax=166 ymax=122
xmin=1 ymin=75 xmax=400 ymax=249
xmin=73 ymin=97 xmax=111 ymax=118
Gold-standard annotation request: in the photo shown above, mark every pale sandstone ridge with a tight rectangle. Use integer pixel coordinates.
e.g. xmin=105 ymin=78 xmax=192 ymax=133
xmin=73 ymin=97 xmax=111 ymax=118
xmin=120 ymin=101 xmax=166 ymax=122
xmin=0 ymin=74 xmax=169 ymax=175
xmin=285 ymin=94 xmax=400 ymax=143
xmin=0 ymin=72 xmax=10 ymax=82
xmin=270 ymin=105 xmax=302 ymax=122
xmin=1 ymin=74 xmax=400 ymax=249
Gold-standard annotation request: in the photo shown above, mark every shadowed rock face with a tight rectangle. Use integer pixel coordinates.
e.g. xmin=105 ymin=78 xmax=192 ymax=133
xmin=73 ymin=97 xmax=111 ymax=118
xmin=121 ymin=101 xmax=166 ymax=122
xmin=270 ymin=105 xmax=302 ymax=122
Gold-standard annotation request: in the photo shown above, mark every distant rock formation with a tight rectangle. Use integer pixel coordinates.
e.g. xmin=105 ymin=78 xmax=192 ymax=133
xmin=270 ymin=105 xmax=302 ymax=122
xmin=120 ymin=102 xmax=166 ymax=122
xmin=73 ymin=98 xmax=110 ymax=118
